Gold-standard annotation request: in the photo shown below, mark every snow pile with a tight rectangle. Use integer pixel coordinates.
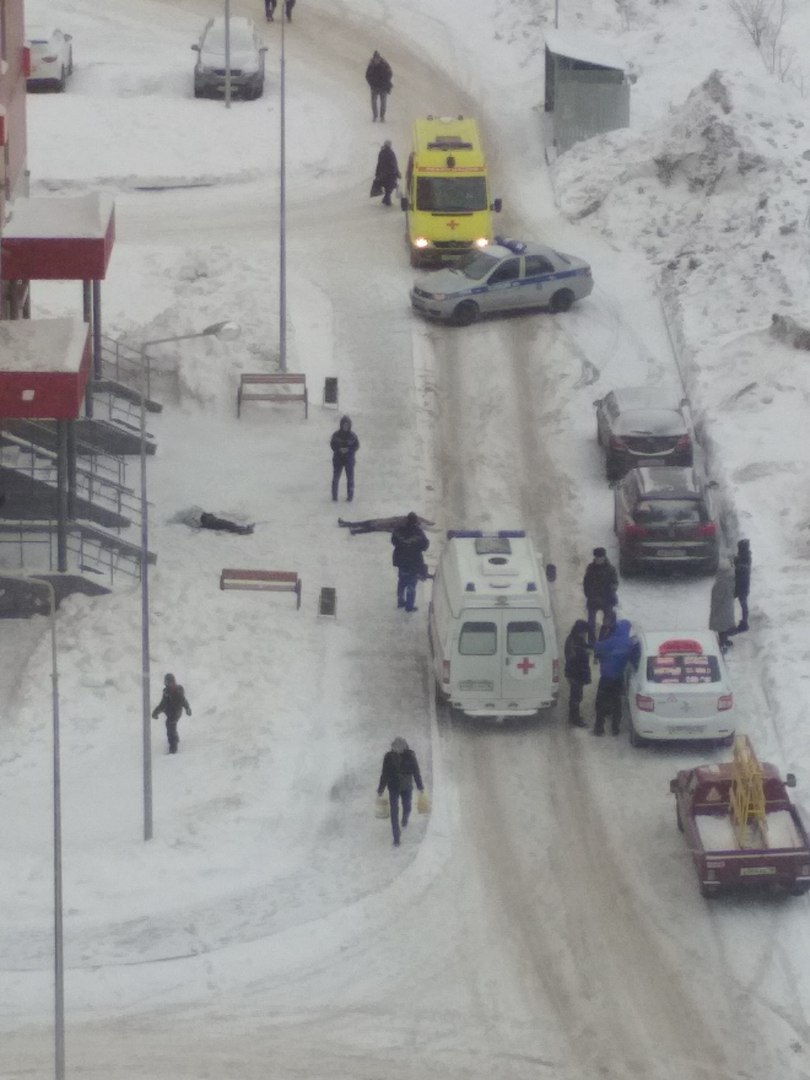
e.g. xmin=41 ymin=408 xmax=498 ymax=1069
xmin=554 ymin=68 xmax=810 ymax=343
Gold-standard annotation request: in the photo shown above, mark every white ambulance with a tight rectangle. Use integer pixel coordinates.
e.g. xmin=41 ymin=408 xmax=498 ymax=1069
xmin=428 ymin=530 xmax=559 ymax=720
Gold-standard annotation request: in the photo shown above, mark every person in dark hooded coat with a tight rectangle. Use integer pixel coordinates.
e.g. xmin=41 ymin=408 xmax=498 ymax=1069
xmin=330 ymin=415 xmax=359 ymax=502
xmin=377 ymin=736 xmax=424 ymax=846
xmin=391 ymin=512 xmax=429 ymax=612
xmin=583 ymin=547 xmax=619 ymax=644
xmin=373 ymin=140 xmax=401 ymax=206
xmin=365 ymin=50 xmax=393 ymax=121
xmin=733 ymin=538 xmax=751 ymax=632
xmin=592 ymin=620 xmax=638 ymax=736
xmin=563 ymin=619 xmax=591 ymax=727
xmin=151 ymin=673 xmax=192 ymax=754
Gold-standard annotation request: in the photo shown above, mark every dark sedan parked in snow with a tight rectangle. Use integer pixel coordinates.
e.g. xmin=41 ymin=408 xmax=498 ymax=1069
xmin=410 ymin=237 xmax=593 ymax=326
xmin=595 ymin=386 xmax=693 ymax=481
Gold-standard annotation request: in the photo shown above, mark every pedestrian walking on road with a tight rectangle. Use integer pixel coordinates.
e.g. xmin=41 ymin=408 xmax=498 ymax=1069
xmin=583 ymin=547 xmax=619 ymax=645
xmin=733 ymin=539 xmax=752 ymax=632
xmin=264 ymin=0 xmax=277 ymax=20
xmin=592 ymin=620 xmax=638 ymax=736
xmin=564 ymin=619 xmax=591 ymax=727
xmin=365 ymin=50 xmax=393 ymax=122
xmin=152 ymin=673 xmax=192 ymax=754
xmin=330 ymin=415 xmax=359 ymax=502
xmin=391 ymin=512 xmax=429 ymax=613
xmin=373 ymin=140 xmax=401 ymax=206
xmin=377 ymin=737 xmax=425 ymax=846
xmin=710 ymin=564 xmax=737 ymax=653
xmin=285 ymin=0 xmax=295 ymax=20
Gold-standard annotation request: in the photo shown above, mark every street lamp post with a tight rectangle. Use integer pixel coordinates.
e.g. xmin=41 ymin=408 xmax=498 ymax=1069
xmin=0 ymin=573 xmax=64 ymax=1080
xmin=137 ymin=321 xmax=240 ymax=841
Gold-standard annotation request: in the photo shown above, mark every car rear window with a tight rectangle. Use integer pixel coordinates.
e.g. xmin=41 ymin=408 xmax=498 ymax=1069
xmin=459 ymin=621 xmax=496 ymax=656
xmin=634 ymin=498 xmax=703 ymax=525
xmin=647 ymin=651 xmax=720 ymax=683
xmin=507 ymin=620 xmax=545 ymax=655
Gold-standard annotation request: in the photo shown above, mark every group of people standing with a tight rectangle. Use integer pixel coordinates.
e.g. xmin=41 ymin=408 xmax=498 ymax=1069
xmin=564 ymin=540 xmax=753 ymax=735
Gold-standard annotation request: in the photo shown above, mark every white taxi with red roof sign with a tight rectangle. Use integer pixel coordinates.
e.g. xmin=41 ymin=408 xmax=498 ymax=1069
xmin=410 ymin=237 xmax=593 ymax=326
xmin=625 ymin=629 xmax=735 ymax=747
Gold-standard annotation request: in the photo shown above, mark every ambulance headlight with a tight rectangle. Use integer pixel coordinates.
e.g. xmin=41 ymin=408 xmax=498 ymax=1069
xmin=414 ymin=237 xmax=430 ymax=249
xmin=474 ymin=237 xmax=489 ymax=249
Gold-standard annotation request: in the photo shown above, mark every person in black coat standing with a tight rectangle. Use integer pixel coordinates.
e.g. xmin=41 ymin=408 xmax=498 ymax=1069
xmin=733 ymin=538 xmax=751 ymax=632
xmin=285 ymin=0 xmax=295 ymax=20
xmin=583 ymin=547 xmax=619 ymax=645
xmin=391 ymin=512 xmax=429 ymax=613
xmin=374 ymin=140 xmax=401 ymax=206
xmin=152 ymin=673 xmax=191 ymax=754
xmin=365 ymin=50 xmax=393 ymax=121
xmin=330 ymin=415 xmax=359 ymax=502
xmin=377 ymin=736 xmax=424 ymax=846
xmin=563 ymin=619 xmax=591 ymax=727
xmin=264 ymin=0 xmax=277 ymax=20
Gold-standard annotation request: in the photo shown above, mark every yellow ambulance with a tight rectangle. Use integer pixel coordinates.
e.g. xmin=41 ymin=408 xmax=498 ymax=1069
xmin=401 ymin=115 xmax=502 ymax=267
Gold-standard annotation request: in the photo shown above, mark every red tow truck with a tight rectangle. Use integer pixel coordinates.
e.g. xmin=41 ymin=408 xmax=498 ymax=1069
xmin=669 ymin=735 xmax=810 ymax=898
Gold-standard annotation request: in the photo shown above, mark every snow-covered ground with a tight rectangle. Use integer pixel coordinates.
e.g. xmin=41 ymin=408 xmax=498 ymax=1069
xmin=4 ymin=0 xmax=810 ymax=1077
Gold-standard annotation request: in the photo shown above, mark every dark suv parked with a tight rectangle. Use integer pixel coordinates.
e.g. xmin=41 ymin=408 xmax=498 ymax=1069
xmin=595 ymin=387 xmax=693 ymax=481
xmin=613 ymin=467 xmax=719 ymax=576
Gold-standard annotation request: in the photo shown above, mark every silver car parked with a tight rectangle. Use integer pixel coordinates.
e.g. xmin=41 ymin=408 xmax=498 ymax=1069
xmin=410 ymin=237 xmax=593 ymax=326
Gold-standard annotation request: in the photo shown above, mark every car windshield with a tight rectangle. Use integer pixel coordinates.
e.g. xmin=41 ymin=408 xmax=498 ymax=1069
xmin=206 ymin=27 xmax=253 ymax=50
xmin=455 ymin=250 xmax=501 ymax=281
xmin=634 ymin=499 xmax=703 ymax=525
xmin=415 ymin=176 xmax=488 ymax=213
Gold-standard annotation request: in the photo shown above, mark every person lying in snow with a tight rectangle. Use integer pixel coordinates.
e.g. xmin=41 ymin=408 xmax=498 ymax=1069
xmin=200 ymin=512 xmax=254 ymax=535
xmin=338 ymin=514 xmax=434 ymax=535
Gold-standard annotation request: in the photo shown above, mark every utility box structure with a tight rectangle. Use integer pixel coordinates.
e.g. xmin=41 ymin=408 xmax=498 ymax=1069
xmin=544 ymin=30 xmax=630 ymax=159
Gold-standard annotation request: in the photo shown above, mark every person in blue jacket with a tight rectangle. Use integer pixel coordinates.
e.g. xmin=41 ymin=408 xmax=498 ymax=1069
xmin=391 ymin=512 xmax=429 ymax=613
xmin=592 ymin=619 xmax=638 ymax=736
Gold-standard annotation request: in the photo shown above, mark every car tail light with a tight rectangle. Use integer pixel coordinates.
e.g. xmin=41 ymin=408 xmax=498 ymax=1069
xmin=675 ymin=435 xmax=691 ymax=452
xmin=718 ymin=694 xmax=733 ymax=711
xmin=695 ymin=523 xmax=716 ymax=538
xmin=624 ymin=524 xmax=649 ymax=539
xmin=635 ymin=694 xmax=655 ymax=712
xmin=22 ymin=47 xmax=31 ymax=78
xmin=609 ymin=435 xmax=627 ymax=450
xmin=442 ymin=659 xmax=450 ymax=685
xmin=552 ymin=657 xmax=559 ymax=683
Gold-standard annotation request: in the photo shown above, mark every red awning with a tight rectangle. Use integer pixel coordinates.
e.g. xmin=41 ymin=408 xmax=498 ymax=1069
xmin=1 ymin=193 xmax=115 ymax=281
xmin=0 ymin=318 xmax=90 ymax=419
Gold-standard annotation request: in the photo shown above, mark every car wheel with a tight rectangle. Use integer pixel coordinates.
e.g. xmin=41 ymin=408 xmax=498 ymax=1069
xmin=67 ymin=49 xmax=74 ymax=76
xmin=56 ymin=66 xmax=66 ymax=92
xmin=619 ymin=550 xmax=636 ymax=577
xmin=629 ymin=720 xmax=645 ymax=748
xmin=700 ymin=884 xmax=719 ymax=899
xmin=705 ymin=554 xmax=720 ymax=575
xmin=550 ymin=289 xmax=575 ymax=313
xmin=676 ymin=805 xmax=684 ymax=833
xmin=453 ymin=300 xmax=479 ymax=326
xmin=787 ymin=883 xmax=810 ymax=897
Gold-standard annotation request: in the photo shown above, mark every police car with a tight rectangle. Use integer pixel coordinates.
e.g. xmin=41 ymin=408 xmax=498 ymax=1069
xmin=410 ymin=237 xmax=593 ymax=325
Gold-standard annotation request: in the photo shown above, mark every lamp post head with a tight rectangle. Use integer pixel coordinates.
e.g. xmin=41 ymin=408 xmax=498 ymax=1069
xmin=203 ymin=320 xmax=241 ymax=341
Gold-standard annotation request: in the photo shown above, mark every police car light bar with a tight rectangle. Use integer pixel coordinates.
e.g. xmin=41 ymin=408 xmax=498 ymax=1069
xmin=494 ymin=236 xmax=527 ymax=255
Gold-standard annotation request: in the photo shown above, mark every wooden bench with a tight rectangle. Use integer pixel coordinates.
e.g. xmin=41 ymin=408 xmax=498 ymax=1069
xmin=219 ymin=569 xmax=302 ymax=609
xmin=237 ymin=373 xmax=308 ymax=419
